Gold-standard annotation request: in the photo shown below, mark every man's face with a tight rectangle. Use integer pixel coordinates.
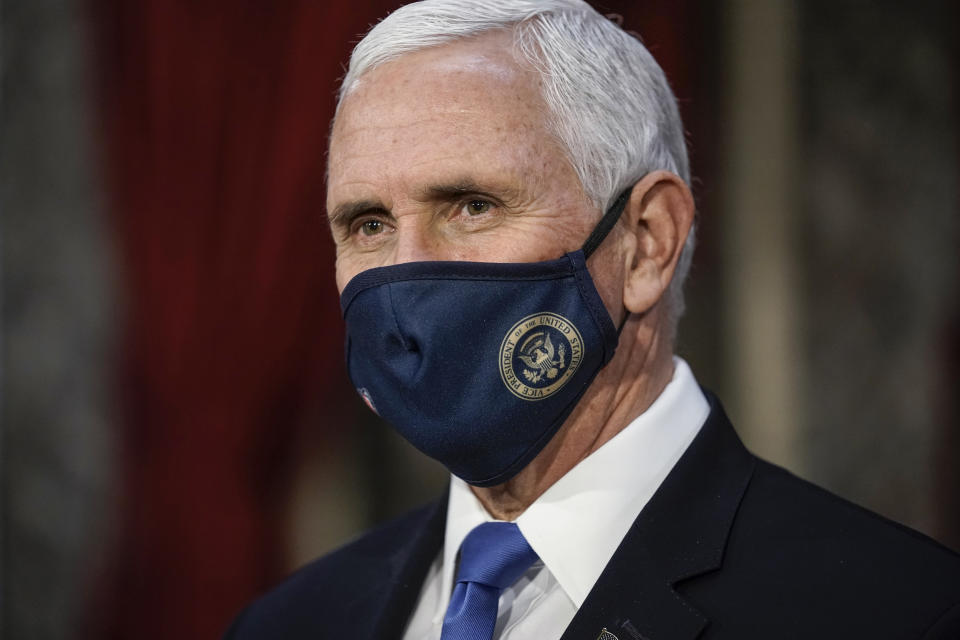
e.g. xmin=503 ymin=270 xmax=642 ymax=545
xmin=327 ymin=32 xmax=613 ymax=293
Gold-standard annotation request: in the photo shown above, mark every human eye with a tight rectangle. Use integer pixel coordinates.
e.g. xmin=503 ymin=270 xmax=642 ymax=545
xmin=348 ymin=213 xmax=394 ymax=244
xmin=358 ymin=218 xmax=386 ymax=236
xmin=447 ymin=195 xmax=504 ymax=232
xmin=462 ymin=199 xmax=493 ymax=216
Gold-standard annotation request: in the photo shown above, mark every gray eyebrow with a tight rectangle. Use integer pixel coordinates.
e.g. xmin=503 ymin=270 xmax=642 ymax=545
xmin=328 ymin=199 xmax=386 ymax=226
xmin=419 ymin=179 xmax=521 ymax=202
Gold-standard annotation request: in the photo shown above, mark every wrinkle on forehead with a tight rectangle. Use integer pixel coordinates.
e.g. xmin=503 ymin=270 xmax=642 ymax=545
xmin=327 ymin=31 xmax=584 ymax=216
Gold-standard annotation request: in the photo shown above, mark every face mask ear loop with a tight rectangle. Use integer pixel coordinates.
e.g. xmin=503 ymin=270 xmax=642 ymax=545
xmin=580 ymin=186 xmax=634 ymax=260
xmin=581 ymin=186 xmax=635 ymax=336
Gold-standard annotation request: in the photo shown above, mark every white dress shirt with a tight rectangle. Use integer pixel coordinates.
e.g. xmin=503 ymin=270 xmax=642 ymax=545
xmin=402 ymin=357 xmax=710 ymax=639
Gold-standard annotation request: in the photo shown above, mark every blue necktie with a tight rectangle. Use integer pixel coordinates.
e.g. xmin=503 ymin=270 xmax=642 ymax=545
xmin=440 ymin=522 xmax=539 ymax=640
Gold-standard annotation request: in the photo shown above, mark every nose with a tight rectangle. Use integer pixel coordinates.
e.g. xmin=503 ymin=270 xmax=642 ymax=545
xmin=392 ymin=224 xmax=447 ymax=264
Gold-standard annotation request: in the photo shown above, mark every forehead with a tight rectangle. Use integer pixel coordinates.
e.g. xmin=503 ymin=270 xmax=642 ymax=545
xmin=328 ymin=32 xmax=567 ymax=200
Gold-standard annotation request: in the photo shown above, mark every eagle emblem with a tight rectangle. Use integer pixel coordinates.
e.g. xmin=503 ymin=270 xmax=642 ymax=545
xmin=499 ymin=312 xmax=584 ymax=401
xmin=517 ymin=331 xmax=566 ymax=383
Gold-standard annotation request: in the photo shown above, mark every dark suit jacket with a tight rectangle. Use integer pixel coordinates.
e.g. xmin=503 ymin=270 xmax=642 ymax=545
xmin=226 ymin=395 xmax=960 ymax=639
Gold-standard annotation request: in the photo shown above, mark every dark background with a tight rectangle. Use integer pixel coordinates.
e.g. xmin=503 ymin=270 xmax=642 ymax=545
xmin=2 ymin=1 xmax=958 ymax=638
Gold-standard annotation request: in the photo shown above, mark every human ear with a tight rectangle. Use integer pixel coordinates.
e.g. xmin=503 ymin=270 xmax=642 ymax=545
xmin=620 ymin=170 xmax=695 ymax=314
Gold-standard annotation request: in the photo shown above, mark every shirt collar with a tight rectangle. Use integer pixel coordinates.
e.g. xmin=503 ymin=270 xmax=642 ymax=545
xmin=439 ymin=357 xmax=709 ymax=613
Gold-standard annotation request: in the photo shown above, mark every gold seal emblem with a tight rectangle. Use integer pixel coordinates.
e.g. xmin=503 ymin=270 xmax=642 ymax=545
xmin=499 ymin=312 xmax=583 ymax=401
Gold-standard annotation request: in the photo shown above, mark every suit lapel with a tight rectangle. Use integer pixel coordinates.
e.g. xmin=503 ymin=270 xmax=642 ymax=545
xmin=560 ymin=394 xmax=756 ymax=640
xmin=367 ymin=489 xmax=449 ymax=638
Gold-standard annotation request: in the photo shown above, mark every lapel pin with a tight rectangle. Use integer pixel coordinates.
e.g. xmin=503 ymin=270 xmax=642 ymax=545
xmin=597 ymin=628 xmax=619 ymax=640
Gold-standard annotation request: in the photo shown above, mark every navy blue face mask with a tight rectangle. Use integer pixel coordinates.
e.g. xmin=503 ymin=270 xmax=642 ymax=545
xmin=340 ymin=188 xmax=632 ymax=487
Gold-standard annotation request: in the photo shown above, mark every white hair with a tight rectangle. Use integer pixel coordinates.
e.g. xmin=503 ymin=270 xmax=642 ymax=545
xmin=335 ymin=0 xmax=695 ymax=320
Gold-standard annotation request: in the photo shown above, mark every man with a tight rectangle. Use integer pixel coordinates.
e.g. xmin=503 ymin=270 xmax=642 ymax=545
xmin=227 ymin=1 xmax=960 ymax=638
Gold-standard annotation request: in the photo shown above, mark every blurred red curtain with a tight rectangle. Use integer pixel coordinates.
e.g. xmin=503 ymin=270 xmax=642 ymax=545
xmin=87 ymin=2 xmax=401 ymax=637
xmin=86 ymin=1 xmax=702 ymax=638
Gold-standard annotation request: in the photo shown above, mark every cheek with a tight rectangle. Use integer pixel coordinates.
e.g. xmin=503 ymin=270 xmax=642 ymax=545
xmin=588 ymin=241 xmax=628 ymax=321
xmin=478 ymin=212 xmax=589 ymax=262
xmin=470 ymin=233 xmax=553 ymax=262
xmin=334 ymin=267 xmax=350 ymax=294
xmin=334 ymin=253 xmax=361 ymax=293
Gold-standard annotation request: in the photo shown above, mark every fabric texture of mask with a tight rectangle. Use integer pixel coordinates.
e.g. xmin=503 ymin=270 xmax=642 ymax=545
xmin=339 ymin=189 xmax=630 ymax=487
